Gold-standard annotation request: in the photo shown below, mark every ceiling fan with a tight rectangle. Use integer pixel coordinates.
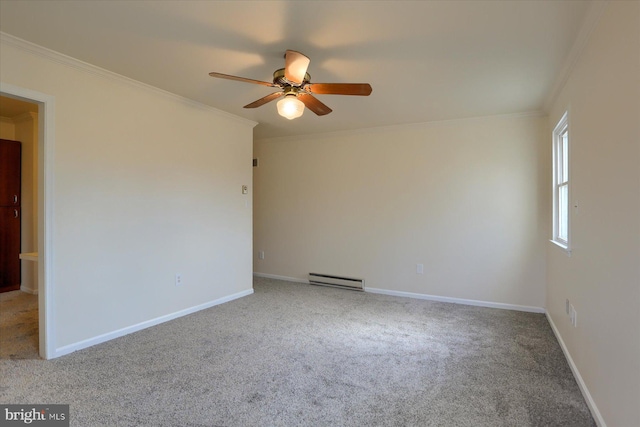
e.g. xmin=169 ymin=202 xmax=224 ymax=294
xmin=209 ymin=50 xmax=372 ymax=120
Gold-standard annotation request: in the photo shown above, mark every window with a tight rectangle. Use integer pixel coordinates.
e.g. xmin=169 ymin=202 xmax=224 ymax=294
xmin=552 ymin=112 xmax=570 ymax=250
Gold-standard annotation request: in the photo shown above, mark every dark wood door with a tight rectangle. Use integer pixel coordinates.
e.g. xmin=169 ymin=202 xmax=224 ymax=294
xmin=0 ymin=139 xmax=21 ymax=207
xmin=0 ymin=139 xmax=21 ymax=292
xmin=0 ymin=207 xmax=21 ymax=291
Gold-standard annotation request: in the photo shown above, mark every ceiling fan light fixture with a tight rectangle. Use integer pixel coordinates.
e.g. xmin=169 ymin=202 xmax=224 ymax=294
xmin=210 ymin=49 xmax=371 ymax=118
xmin=277 ymin=94 xmax=304 ymax=120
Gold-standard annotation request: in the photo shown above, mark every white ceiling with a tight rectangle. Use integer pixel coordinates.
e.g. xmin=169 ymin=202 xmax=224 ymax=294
xmin=0 ymin=0 xmax=594 ymax=139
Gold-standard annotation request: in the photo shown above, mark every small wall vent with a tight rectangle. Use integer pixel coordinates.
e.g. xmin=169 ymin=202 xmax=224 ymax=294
xmin=309 ymin=272 xmax=364 ymax=291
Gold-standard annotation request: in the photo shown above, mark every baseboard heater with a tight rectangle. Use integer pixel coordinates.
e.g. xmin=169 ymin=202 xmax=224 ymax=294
xmin=309 ymin=272 xmax=364 ymax=291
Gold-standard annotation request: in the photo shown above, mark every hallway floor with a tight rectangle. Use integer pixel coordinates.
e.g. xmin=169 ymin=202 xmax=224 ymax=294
xmin=0 ymin=290 xmax=39 ymax=359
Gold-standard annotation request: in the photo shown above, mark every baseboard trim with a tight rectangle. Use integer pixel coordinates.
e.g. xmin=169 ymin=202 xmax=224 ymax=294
xmin=365 ymin=287 xmax=545 ymax=313
xmin=20 ymin=285 xmax=38 ymax=295
xmin=546 ymin=313 xmax=606 ymax=427
xmin=53 ymin=288 xmax=254 ymax=358
xmin=253 ymin=272 xmax=309 ymax=284
xmin=253 ymin=273 xmax=544 ymax=313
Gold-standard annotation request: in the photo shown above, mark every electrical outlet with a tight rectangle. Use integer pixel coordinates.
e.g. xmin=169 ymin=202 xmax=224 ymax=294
xmin=175 ymin=273 xmax=183 ymax=286
xmin=258 ymin=251 xmax=265 ymax=260
xmin=416 ymin=264 xmax=424 ymax=274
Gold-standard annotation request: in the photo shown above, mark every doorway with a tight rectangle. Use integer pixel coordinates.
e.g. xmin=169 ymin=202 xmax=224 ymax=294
xmin=0 ymin=97 xmax=39 ymax=358
xmin=0 ymin=83 xmax=54 ymax=359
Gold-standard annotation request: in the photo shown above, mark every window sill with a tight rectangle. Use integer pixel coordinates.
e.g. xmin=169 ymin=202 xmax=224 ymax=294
xmin=550 ymin=239 xmax=571 ymax=256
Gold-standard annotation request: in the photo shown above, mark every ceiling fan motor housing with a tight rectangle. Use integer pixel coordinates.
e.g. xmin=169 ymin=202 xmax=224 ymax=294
xmin=273 ymin=68 xmax=310 ymax=88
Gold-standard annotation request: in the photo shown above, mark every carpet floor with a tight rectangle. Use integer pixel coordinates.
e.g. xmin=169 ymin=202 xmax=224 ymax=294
xmin=0 ymin=290 xmax=39 ymax=360
xmin=0 ymin=277 xmax=594 ymax=426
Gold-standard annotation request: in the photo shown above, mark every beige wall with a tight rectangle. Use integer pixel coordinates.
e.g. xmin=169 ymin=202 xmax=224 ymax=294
xmin=0 ymin=116 xmax=15 ymax=139
xmin=546 ymin=2 xmax=640 ymax=426
xmin=254 ymin=114 xmax=548 ymax=308
xmin=1 ymin=38 xmax=256 ymax=351
xmin=14 ymin=112 xmax=38 ymax=293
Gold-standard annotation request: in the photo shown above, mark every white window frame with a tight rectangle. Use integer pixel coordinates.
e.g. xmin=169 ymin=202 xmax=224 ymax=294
xmin=552 ymin=111 xmax=570 ymax=253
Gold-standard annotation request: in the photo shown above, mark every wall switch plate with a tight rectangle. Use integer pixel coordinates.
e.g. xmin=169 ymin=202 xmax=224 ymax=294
xmin=417 ymin=264 xmax=424 ymax=274
xmin=175 ymin=273 xmax=183 ymax=286
xmin=566 ymin=299 xmax=570 ymax=315
xmin=570 ymin=304 xmax=577 ymax=327
xmin=258 ymin=251 xmax=265 ymax=260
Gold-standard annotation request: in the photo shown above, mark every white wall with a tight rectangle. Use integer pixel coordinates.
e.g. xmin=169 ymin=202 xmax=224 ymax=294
xmin=1 ymin=37 xmax=256 ymax=352
xmin=547 ymin=2 xmax=640 ymax=426
xmin=254 ymin=114 xmax=548 ymax=309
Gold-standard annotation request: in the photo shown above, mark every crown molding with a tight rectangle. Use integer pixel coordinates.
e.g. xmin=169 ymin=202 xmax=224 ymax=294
xmin=0 ymin=32 xmax=257 ymax=129
xmin=543 ymin=1 xmax=609 ymax=112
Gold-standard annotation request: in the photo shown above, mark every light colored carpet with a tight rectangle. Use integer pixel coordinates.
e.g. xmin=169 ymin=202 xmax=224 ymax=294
xmin=0 ymin=277 xmax=594 ymax=426
xmin=0 ymin=290 xmax=39 ymax=360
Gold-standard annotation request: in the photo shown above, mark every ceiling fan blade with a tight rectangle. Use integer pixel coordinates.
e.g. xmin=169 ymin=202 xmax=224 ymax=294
xmin=209 ymin=72 xmax=278 ymax=88
xmin=243 ymin=92 xmax=284 ymax=108
xmin=284 ymin=50 xmax=310 ymax=84
xmin=298 ymin=93 xmax=332 ymax=116
xmin=305 ymin=83 xmax=372 ymax=96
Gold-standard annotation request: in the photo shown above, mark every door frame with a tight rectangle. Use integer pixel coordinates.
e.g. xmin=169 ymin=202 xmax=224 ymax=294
xmin=1 ymin=82 xmax=55 ymax=359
